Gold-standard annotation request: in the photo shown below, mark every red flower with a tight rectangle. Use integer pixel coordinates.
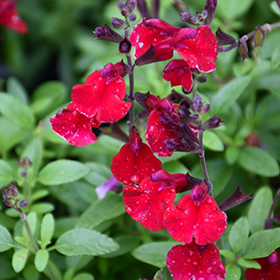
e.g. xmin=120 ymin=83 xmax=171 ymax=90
xmin=71 ymin=62 xmax=132 ymax=123
xmin=164 ymin=182 xmax=227 ymax=245
xmin=174 ymin=25 xmax=218 ymax=73
xmin=167 ymin=241 xmax=226 ymax=280
xmin=123 ymin=177 xmax=176 ymax=231
xmin=0 ymin=0 xmax=27 ymax=34
xmin=130 ymin=19 xmax=180 ymax=59
xmin=163 ymin=59 xmax=193 ymax=92
xmin=245 ymin=250 xmax=280 ymax=280
xmin=50 ymin=102 xmax=99 ymax=147
xmin=111 ymin=126 xmax=162 ymax=185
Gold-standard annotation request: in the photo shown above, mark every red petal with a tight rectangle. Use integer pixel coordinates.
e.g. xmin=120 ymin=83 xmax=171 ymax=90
xmin=164 ymin=185 xmax=227 ymax=245
xmin=167 ymin=242 xmax=225 ymax=280
xmin=71 ymin=69 xmax=131 ymax=122
xmin=123 ymin=178 xmax=176 ymax=231
xmin=50 ymin=102 xmax=98 ymax=147
xmin=163 ymin=59 xmax=193 ymax=91
xmin=245 ymin=250 xmax=280 ymax=280
xmin=0 ymin=0 xmax=27 ymax=33
xmin=175 ymin=26 xmax=218 ymax=73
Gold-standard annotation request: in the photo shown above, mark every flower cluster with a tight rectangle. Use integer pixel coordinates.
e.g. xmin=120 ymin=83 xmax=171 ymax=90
xmin=0 ymin=0 xmax=27 ymax=34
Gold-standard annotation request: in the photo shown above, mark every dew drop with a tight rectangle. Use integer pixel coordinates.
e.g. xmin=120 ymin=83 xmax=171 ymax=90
xmin=192 ymin=261 xmax=198 ymax=266
xmin=207 ymin=198 xmax=213 ymax=204
xmin=126 ymin=206 xmax=133 ymax=214
xmin=206 ymin=267 xmax=212 ymax=274
xmin=193 ymin=224 xmax=197 ymax=229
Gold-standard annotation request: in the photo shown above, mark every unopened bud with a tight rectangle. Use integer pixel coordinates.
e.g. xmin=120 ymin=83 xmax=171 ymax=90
xmin=201 ymin=10 xmax=208 ymax=19
xmin=197 ymin=75 xmax=207 ymax=83
xmin=18 ymin=199 xmax=28 ymax=208
xmin=203 ymin=104 xmax=210 ymax=113
xmin=111 ymin=17 xmax=126 ymax=29
xmin=204 ymin=0 xmax=217 ymax=27
xmin=18 ymin=157 xmax=32 ymax=169
xmin=2 ymin=182 xmax=19 ymax=207
xmin=94 ymin=23 xmax=123 ymax=43
xmin=121 ymin=9 xmax=128 ymax=17
xmin=196 ymin=12 xmax=204 ymax=22
xmin=117 ymin=0 xmax=125 ymax=9
xmin=128 ymin=13 xmax=137 ymax=22
xmin=189 ymin=113 xmax=200 ymax=120
xmin=125 ymin=0 xmax=137 ymax=13
xmin=119 ymin=38 xmax=132 ymax=54
xmin=216 ymin=27 xmax=236 ymax=46
xmin=202 ymin=116 xmax=224 ymax=130
xmin=180 ymin=12 xmax=193 ymax=24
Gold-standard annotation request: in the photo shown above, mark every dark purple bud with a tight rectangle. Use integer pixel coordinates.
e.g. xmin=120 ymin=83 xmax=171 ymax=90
xmin=96 ymin=176 xmax=123 ymax=200
xmin=119 ymin=38 xmax=132 ymax=53
xmin=159 ymin=112 xmax=179 ymax=127
xmin=20 ymin=171 xmax=28 ymax=177
xmin=18 ymin=157 xmax=32 ymax=169
xmin=180 ymin=12 xmax=193 ymax=24
xmin=177 ymin=122 xmax=200 ymax=152
xmin=182 ymin=86 xmax=192 ymax=94
xmin=94 ymin=23 xmax=123 ymax=43
xmin=197 ymin=75 xmax=207 ymax=83
xmin=136 ymin=0 xmax=151 ymax=19
xmin=220 ymin=186 xmax=253 ymax=211
xmin=164 ymin=137 xmax=185 ymax=152
xmin=18 ymin=199 xmax=28 ymax=208
xmin=191 ymin=94 xmax=203 ymax=113
xmin=215 ymin=27 xmax=236 ymax=46
xmin=2 ymin=182 xmax=18 ymax=198
xmin=135 ymin=45 xmax=165 ymax=66
xmin=203 ymin=104 xmax=210 ymax=114
xmin=273 ymin=214 xmax=280 ymax=224
xmin=125 ymin=0 xmax=137 ymax=13
xmin=2 ymin=195 xmax=15 ymax=207
xmin=190 ymin=16 xmax=198 ymax=24
xmin=276 ymin=0 xmax=280 ymax=9
xmin=196 ymin=12 xmax=204 ymax=22
xmin=204 ymin=0 xmax=217 ymax=27
xmin=254 ymin=26 xmax=266 ymax=47
xmin=128 ymin=13 xmax=137 ymax=21
xmin=117 ymin=0 xmax=125 ymax=9
xmin=136 ymin=109 xmax=149 ymax=120
xmin=201 ymin=10 xmax=208 ymax=18
xmin=202 ymin=116 xmax=224 ymax=130
xmin=238 ymin=36 xmax=249 ymax=62
xmin=121 ymin=9 xmax=128 ymax=16
xmin=189 ymin=113 xmax=200 ymax=119
xmin=134 ymin=91 xmax=150 ymax=110
xmin=111 ymin=17 xmax=126 ymax=29
xmin=264 ymin=218 xmax=274 ymax=230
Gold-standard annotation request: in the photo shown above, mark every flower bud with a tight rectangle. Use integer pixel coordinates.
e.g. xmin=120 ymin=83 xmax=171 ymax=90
xmin=18 ymin=157 xmax=32 ymax=169
xmin=254 ymin=26 xmax=266 ymax=47
xmin=238 ymin=36 xmax=249 ymax=62
xmin=125 ymin=0 xmax=137 ymax=13
xmin=128 ymin=13 xmax=137 ymax=22
xmin=94 ymin=23 xmax=123 ymax=43
xmin=2 ymin=182 xmax=19 ymax=207
xmin=117 ymin=0 xmax=125 ymax=9
xmin=197 ymin=75 xmax=207 ymax=83
xmin=202 ymin=116 xmax=224 ymax=130
xmin=18 ymin=199 xmax=28 ymax=208
xmin=215 ymin=27 xmax=236 ymax=46
xmin=196 ymin=12 xmax=204 ymax=22
xmin=111 ymin=17 xmax=126 ymax=29
xmin=204 ymin=0 xmax=217 ymax=27
xmin=180 ymin=12 xmax=193 ymax=24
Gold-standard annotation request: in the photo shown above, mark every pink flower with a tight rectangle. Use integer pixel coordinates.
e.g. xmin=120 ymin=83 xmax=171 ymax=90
xmin=164 ymin=182 xmax=227 ymax=245
xmin=245 ymin=250 xmax=280 ymax=280
xmin=167 ymin=241 xmax=226 ymax=280
xmin=71 ymin=62 xmax=132 ymax=123
xmin=50 ymin=102 xmax=99 ymax=147
xmin=111 ymin=126 xmax=162 ymax=185
xmin=0 ymin=0 xmax=27 ymax=34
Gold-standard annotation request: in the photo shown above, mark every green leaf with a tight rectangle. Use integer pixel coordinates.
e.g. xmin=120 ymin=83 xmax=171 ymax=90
xmin=30 ymin=203 xmax=54 ymax=215
xmin=0 ymin=160 xmax=14 ymax=184
xmin=203 ymin=130 xmax=224 ymax=151
xmin=220 ymin=250 xmax=235 ymax=261
xmin=83 ymin=162 xmax=111 ymax=186
xmin=76 ymin=193 xmax=125 ymax=229
xmin=248 ymin=186 xmax=273 ymax=234
xmin=54 ymin=217 xmax=79 ymax=238
xmin=40 ymin=214 xmax=54 ymax=248
xmin=22 ymin=212 xmax=38 ymax=240
xmin=238 ymin=147 xmax=279 ymax=177
xmin=237 ymin=258 xmax=261 ymax=269
xmin=243 ymin=228 xmax=280 ymax=259
xmin=271 ymin=43 xmax=280 ymax=70
xmin=54 ymin=228 xmax=119 ymax=256
xmin=72 ymin=273 xmax=94 ymax=280
xmin=154 ymin=266 xmax=173 ymax=280
xmin=162 ymin=160 xmax=188 ymax=174
xmin=12 ymin=249 xmax=29 ymax=273
xmin=38 ymin=160 xmax=90 ymax=185
xmin=65 ymin=256 xmax=93 ymax=272
xmin=132 ymin=242 xmax=178 ymax=268
xmin=229 ymin=217 xmax=249 ymax=253
xmin=35 ymin=250 xmax=49 ymax=272
xmin=21 ymin=137 xmax=43 ymax=175
xmin=30 ymin=190 xmax=49 ymax=202
xmin=211 ymin=76 xmax=252 ymax=114
xmin=101 ymin=235 xmax=139 ymax=258
xmin=0 ymin=225 xmax=15 ymax=252
xmin=7 ymin=77 xmax=28 ymax=104
xmin=225 ymin=146 xmax=240 ymax=165
xmin=0 ymin=93 xmax=35 ymax=129
xmin=225 ymin=264 xmax=241 ymax=280
xmin=22 ymin=264 xmax=40 ymax=280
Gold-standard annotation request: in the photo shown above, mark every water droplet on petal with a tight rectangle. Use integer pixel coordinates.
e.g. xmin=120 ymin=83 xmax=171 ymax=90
xmin=207 ymin=198 xmax=213 ymax=204
xmin=126 ymin=206 xmax=133 ymax=214
xmin=192 ymin=261 xmax=198 ymax=266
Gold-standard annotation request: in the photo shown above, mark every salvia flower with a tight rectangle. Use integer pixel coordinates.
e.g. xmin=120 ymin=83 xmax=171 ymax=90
xmin=164 ymin=182 xmax=227 ymax=245
xmin=245 ymin=249 xmax=280 ymax=280
xmin=95 ymin=176 xmax=122 ymax=200
xmin=111 ymin=126 xmax=162 ymax=185
xmin=0 ymin=0 xmax=27 ymax=34
xmin=167 ymin=241 xmax=226 ymax=280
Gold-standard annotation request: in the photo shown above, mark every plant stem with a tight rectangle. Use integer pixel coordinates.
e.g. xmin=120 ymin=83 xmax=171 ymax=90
xmin=198 ymin=120 xmax=213 ymax=196
xmin=268 ymin=189 xmax=280 ymax=220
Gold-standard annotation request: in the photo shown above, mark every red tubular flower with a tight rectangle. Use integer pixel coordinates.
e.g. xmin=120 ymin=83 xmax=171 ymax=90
xmin=245 ymin=250 xmax=280 ymax=280
xmin=50 ymin=102 xmax=99 ymax=147
xmin=123 ymin=177 xmax=176 ymax=231
xmin=167 ymin=241 xmax=226 ymax=280
xmin=71 ymin=62 xmax=132 ymax=123
xmin=111 ymin=126 xmax=162 ymax=185
xmin=0 ymin=0 xmax=27 ymax=34
xmin=164 ymin=182 xmax=227 ymax=245
xmin=174 ymin=25 xmax=218 ymax=73
xmin=163 ymin=59 xmax=193 ymax=92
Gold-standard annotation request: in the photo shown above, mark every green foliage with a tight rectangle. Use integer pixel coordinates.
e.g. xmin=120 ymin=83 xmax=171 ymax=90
xmin=225 ymin=264 xmax=241 ymax=280
xmin=0 ymin=225 xmax=15 ymax=252
xmin=229 ymin=217 xmax=249 ymax=253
